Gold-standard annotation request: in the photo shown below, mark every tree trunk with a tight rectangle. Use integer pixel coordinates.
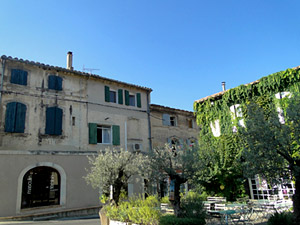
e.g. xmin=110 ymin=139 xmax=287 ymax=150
xmin=171 ymin=179 xmax=182 ymax=217
xmin=113 ymin=170 xmax=124 ymax=205
xmin=293 ymin=175 xmax=300 ymax=224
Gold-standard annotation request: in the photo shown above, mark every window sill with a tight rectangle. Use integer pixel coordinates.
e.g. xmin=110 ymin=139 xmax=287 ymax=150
xmin=4 ymin=132 xmax=29 ymax=137
xmin=40 ymin=134 xmax=65 ymax=139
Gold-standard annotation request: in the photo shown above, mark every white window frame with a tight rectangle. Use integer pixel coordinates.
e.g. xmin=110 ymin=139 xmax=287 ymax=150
xmin=210 ymin=119 xmax=221 ymax=137
xmin=170 ymin=116 xmax=177 ymax=126
xmin=275 ymin=91 xmax=291 ymax=124
xmin=97 ymin=125 xmax=112 ymax=144
xmin=129 ymin=93 xmax=136 ymax=106
xmin=109 ymin=89 xmax=117 ymax=103
xmin=230 ymin=104 xmax=245 ymax=130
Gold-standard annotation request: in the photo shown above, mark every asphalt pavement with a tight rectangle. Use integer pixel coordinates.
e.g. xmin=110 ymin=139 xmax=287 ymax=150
xmin=0 ymin=216 xmax=100 ymax=225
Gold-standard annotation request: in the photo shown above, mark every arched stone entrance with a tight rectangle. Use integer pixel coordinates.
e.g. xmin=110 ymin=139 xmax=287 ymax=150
xmin=16 ymin=162 xmax=66 ymax=213
xmin=21 ymin=166 xmax=60 ymax=209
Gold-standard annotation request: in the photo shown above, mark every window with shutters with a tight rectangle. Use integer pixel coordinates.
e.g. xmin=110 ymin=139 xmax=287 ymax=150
xmin=10 ymin=69 xmax=28 ymax=86
xmin=5 ymin=102 xmax=27 ymax=133
xmin=89 ymin=123 xmax=120 ymax=145
xmin=48 ymin=75 xmax=63 ymax=91
xmin=125 ymin=90 xmax=142 ymax=107
xmin=105 ymin=86 xmax=124 ymax=104
xmin=162 ymin=114 xmax=177 ymax=126
xmin=45 ymin=107 xmax=63 ymax=135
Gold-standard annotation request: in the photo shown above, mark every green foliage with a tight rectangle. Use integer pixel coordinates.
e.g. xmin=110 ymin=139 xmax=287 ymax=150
xmin=99 ymin=194 xmax=109 ymax=204
xmin=193 ymin=67 xmax=300 ymax=202
xmin=105 ymin=195 xmax=161 ymax=224
xmin=180 ymin=191 xmax=206 ymax=219
xmin=84 ymin=148 xmax=150 ymax=204
xmin=149 ymin=145 xmax=200 ymax=216
xmin=267 ymin=212 xmax=295 ymax=225
xmin=160 ymin=196 xmax=170 ymax=204
xmin=196 ymin=132 xmax=246 ymax=201
xmin=159 ymin=215 xmax=205 ymax=225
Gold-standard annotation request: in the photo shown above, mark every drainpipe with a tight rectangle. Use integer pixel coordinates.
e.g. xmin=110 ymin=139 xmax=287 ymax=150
xmin=147 ymin=90 xmax=152 ymax=151
xmin=125 ymin=121 xmax=127 ymax=151
xmin=0 ymin=58 xmax=6 ymax=106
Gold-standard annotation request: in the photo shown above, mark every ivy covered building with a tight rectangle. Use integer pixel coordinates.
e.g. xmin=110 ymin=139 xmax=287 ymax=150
xmin=193 ymin=67 xmax=300 ymax=200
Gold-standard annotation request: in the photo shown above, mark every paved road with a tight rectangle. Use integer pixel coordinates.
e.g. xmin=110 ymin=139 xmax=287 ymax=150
xmin=0 ymin=217 xmax=101 ymax=225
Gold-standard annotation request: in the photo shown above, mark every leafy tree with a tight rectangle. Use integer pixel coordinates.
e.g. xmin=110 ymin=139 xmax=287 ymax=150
xmin=196 ymin=133 xmax=247 ymax=201
xmin=240 ymin=94 xmax=300 ymax=224
xmin=149 ymin=145 xmax=199 ymax=217
xmin=85 ymin=148 xmax=150 ymax=205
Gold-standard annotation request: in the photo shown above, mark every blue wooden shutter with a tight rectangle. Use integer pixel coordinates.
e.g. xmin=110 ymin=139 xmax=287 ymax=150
xmin=11 ymin=69 xmax=27 ymax=85
xmin=136 ymin=93 xmax=141 ymax=108
xmin=48 ymin=75 xmax=56 ymax=90
xmin=105 ymin=86 xmax=110 ymax=102
xmin=125 ymin=90 xmax=129 ymax=106
xmin=89 ymin=123 xmax=97 ymax=144
xmin=112 ymin=125 xmax=120 ymax=145
xmin=15 ymin=103 xmax=26 ymax=133
xmin=54 ymin=107 xmax=62 ymax=135
xmin=5 ymin=102 xmax=17 ymax=132
xmin=56 ymin=76 xmax=63 ymax=91
xmin=11 ymin=69 xmax=19 ymax=84
xmin=162 ymin=114 xmax=170 ymax=126
xmin=20 ymin=70 xmax=28 ymax=85
xmin=118 ymin=89 xmax=123 ymax=104
xmin=45 ymin=107 xmax=56 ymax=134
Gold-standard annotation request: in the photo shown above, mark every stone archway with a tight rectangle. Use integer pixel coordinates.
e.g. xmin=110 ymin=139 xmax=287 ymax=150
xmin=16 ymin=162 xmax=66 ymax=213
xmin=21 ymin=166 xmax=60 ymax=209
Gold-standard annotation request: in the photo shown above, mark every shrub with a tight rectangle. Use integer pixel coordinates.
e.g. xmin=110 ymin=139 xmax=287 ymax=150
xmin=180 ymin=191 xmax=206 ymax=219
xmin=267 ymin=212 xmax=295 ymax=225
xmin=104 ymin=195 xmax=161 ymax=224
xmin=159 ymin=215 xmax=205 ymax=225
xmin=160 ymin=196 xmax=170 ymax=204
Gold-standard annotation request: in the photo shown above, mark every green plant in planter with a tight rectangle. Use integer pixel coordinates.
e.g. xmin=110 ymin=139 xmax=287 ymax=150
xmin=160 ymin=196 xmax=170 ymax=204
xmin=104 ymin=195 xmax=161 ymax=225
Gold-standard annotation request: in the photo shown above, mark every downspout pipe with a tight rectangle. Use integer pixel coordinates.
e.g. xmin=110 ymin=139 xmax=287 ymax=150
xmin=0 ymin=57 xmax=6 ymax=106
xmin=146 ymin=90 xmax=152 ymax=151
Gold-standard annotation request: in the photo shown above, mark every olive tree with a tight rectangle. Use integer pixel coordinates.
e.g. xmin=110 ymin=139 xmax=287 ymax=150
xmin=149 ymin=145 xmax=199 ymax=217
xmin=240 ymin=95 xmax=300 ymax=224
xmin=84 ymin=148 xmax=150 ymax=205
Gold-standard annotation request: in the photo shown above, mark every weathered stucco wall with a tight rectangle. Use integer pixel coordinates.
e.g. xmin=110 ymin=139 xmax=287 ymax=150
xmin=0 ymin=57 xmax=151 ymax=217
xmin=150 ymin=105 xmax=199 ymax=149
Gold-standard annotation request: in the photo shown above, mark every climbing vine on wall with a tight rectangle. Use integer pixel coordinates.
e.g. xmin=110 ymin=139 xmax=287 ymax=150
xmin=194 ymin=68 xmax=300 ymax=134
xmin=193 ymin=67 xmax=300 ymax=200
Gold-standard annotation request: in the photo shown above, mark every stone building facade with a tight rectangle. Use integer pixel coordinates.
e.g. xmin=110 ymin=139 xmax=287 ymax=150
xmin=0 ymin=53 xmax=152 ymax=217
xmin=150 ymin=104 xmax=199 ymax=150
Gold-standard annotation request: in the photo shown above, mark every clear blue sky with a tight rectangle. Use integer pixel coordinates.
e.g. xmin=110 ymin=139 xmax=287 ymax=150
xmin=1 ymin=0 xmax=300 ymax=111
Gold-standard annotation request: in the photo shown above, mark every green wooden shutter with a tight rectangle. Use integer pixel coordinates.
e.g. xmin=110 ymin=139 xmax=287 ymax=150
xmin=125 ymin=90 xmax=129 ymax=106
xmin=45 ymin=107 xmax=56 ymax=134
xmin=54 ymin=107 xmax=63 ymax=135
xmin=105 ymin=86 xmax=110 ymax=102
xmin=112 ymin=125 xmax=120 ymax=145
xmin=89 ymin=123 xmax=97 ymax=144
xmin=15 ymin=103 xmax=26 ymax=133
xmin=48 ymin=75 xmax=56 ymax=90
xmin=136 ymin=93 xmax=141 ymax=108
xmin=56 ymin=76 xmax=63 ymax=91
xmin=118 ymin=89 xmax=123 ymax=104
xmin=5 ymin=102 xmax=17 ymax=132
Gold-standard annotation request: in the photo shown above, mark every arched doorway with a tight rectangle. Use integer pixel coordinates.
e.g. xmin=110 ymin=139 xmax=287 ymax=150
xmin=21 ymin=166 xmax=60 ymax=209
